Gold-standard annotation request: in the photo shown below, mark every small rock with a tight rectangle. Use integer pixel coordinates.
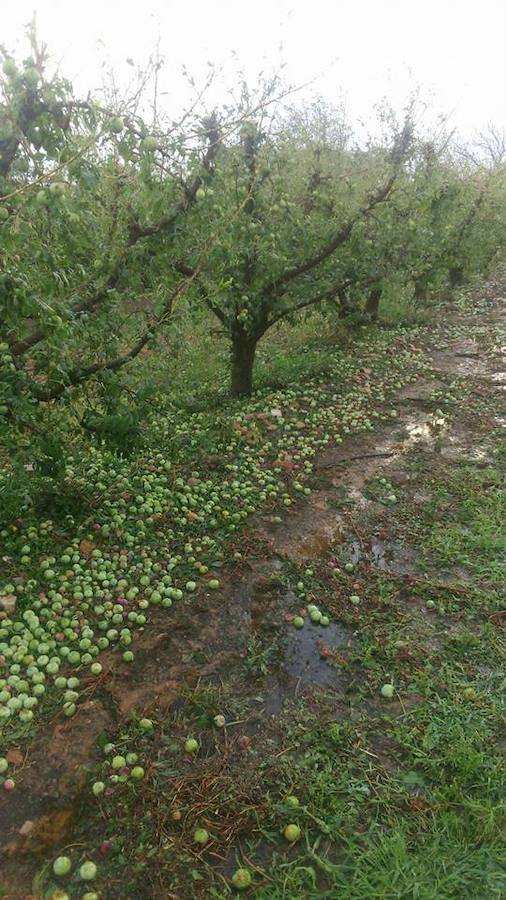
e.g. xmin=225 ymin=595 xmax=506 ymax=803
xmin=0 ymin=594 xmax=16 ymax=614
xmin=79 ymin=539 xmax=96 ymax=558
xmin=6 ymin=749 xmax=23 ymax=765
xmin=19 ymin=820 xmax=35 ymax=837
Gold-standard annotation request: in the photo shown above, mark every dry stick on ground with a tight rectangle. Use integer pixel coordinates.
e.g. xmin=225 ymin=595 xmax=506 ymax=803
xmin=317 ymin=451 xmax=396 ymax=469
xmin=358 ymin=562 xmax=472 ymax=595
xmin=488 ymin=609 xmax=506 ymax=622
xmin=400 ymin=573 xmax=471 ymax=594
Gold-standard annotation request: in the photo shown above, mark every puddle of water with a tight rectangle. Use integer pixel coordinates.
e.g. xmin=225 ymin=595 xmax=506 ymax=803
xmin=274 ymin=412 xmax=450 ymax=566
xmin=348 ymin=538 xmax=418 ymax=576
xmin=236 ymin=570 xmax=353 ymax=713
xmin=254 ymin=619 xmax=351 ymax=715
xmin=271 ymin=407 xmax=457 ymax=569
xmin=283 ymin=620 xmax=349 ymax=686
xmin=272 ymin=502 xmax=344 ymax=562
xmin=256 ymin=681 xmax=288 ymax=716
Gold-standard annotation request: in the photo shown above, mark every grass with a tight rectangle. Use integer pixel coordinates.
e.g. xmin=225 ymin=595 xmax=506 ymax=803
xmin=426 ymin=463 xmax=506 ymax=583
xmin=245 ymin=636 xmax=277 ymax=677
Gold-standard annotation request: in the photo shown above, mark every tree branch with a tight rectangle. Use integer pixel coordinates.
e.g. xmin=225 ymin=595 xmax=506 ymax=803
xmin=268 ymin=172 xmax=397 ymax=295
xmin=264 ymin=124 xmax=412 ymax=296
xmin=127 ymin=113 xmax=222 ymax=242
xmin=8 ymin=263 xmax=123 ymax=357
xmin=32 ymin=329 xmax=154 ymax=400
xmin=454 ymin=187 xmax=485 ymax=249
xmin=7 ymin=115 xmax=222 ymax=359
xmin=267 ymin=282 xmax=345 ymax=327
xmin=25 ymin=243 xmax=208 ymax=401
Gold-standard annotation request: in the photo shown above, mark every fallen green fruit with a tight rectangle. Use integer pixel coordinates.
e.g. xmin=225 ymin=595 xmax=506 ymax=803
xmin=194 ymin=828 xmax=209 ymax=844
xmin=232 ymin=868 xmax=252 ymax=889
xmin=284 ymin=823 xmax=301 ymax=842
xmin=53 ymin=856 xmax=72 ymax=876
xmin=79 ymin=860 xmax=97 ymax=880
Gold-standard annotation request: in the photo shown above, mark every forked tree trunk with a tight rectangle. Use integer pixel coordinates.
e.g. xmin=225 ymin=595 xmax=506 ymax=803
xmin=364 ymin=286 xmax=382 ymax=320
xmin=231 ymin=333 xmax=257 ymax=397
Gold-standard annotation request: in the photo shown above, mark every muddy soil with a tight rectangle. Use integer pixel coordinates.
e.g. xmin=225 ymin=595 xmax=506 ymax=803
xmin=0 ymin=295 xmax=504 ymax=898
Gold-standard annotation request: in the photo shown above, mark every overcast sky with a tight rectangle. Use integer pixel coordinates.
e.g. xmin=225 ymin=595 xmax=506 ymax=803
xmin=3 ymin=0 xmax=506 ymax=140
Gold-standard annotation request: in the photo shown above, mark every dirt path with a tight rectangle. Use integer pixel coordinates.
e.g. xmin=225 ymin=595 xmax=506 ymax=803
xmin=1 ymin=287 xmax=504 ymax=898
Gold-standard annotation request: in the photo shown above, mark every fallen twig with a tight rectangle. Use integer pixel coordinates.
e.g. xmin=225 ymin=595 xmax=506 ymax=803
xmin=357 ymin=746 xmax=380 ymax=759
xmin=401 ymin=573 xmax=470 ymax=594
xmin=488 ymin=609 xmax=506 ymax=622
xmin=318 ymin=451 xmax=396 ymax=469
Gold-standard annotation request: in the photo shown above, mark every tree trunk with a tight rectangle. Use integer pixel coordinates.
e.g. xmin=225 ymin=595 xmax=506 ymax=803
xmin=231 ymin=333 xmax=257 ymax=397
xmin=338 ymin=296 xmax=354 ymax=318
xmin=449 ymin=267 xmax=464 ymax=288
xmin=414 ymin=278 xmax=428 ymax=301
xmin=364 ymin=286 xmax=382 ymax=320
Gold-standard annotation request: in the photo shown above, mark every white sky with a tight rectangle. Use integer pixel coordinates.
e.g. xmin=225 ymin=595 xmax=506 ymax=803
xmin=3 ymin=0 xmax=506 ymax=140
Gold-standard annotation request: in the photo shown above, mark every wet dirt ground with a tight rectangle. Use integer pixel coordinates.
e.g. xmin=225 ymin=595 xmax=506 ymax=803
xmin=0 ymin=296 xmax=504 ymax=897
